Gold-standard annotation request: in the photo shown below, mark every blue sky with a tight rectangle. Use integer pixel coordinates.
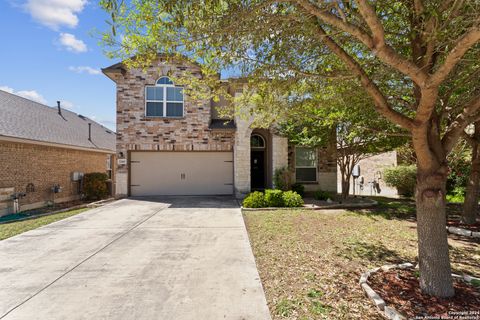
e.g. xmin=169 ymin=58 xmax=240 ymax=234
xmin=0 ymin=0 xmax=118 ymax=130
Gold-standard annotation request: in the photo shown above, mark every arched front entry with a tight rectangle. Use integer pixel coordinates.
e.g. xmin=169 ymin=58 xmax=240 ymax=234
xmin=251 ymin=133 xmax=267 ymax=189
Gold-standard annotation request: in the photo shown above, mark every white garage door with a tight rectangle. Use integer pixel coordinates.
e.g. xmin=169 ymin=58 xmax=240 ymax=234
xmin=130 ymin=152 xmax=233 ymax=196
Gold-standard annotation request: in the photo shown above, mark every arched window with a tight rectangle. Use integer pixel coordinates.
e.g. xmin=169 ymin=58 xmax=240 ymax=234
xmin=145 ymin=77 xmax=184 ymax=117
xmin=251 ymin=134 xmax=265 ymax=148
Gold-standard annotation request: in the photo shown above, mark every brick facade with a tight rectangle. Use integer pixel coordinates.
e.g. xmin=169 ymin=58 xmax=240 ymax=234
xmin=107 ymin=57 xmax=337 ymax=197
xmin=288 ymin=131 xmax=338 ymax=192
xmin=0 ymin=141 xmax=113 ymax=215
xmin=108 ymin=58 xmax=235 ymax=196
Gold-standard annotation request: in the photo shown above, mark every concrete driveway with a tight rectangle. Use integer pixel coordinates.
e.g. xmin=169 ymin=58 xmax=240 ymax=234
xmin=0 ymin=197 xmax=271 ymax=320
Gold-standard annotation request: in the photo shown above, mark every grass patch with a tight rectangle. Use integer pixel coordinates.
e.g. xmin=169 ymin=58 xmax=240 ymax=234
xmin=244 ymin=203 xmax=479 ymax=319
xmin=0 ymin=208 xmax=88 ymax=240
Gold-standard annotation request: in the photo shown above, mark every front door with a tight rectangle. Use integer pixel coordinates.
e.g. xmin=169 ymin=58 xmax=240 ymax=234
xmin=251 ymin=150 xmax=265 ymax=189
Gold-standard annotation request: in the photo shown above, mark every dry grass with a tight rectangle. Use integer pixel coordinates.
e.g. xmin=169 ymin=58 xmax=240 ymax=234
xmin=244 ymin=207 xmax=479 ymax=320
xmin=0 ymin=208 xmax=88 ymax=240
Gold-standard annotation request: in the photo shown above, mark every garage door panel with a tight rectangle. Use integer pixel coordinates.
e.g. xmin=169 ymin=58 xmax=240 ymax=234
xmin=130 ymin=152 xmax=233 ymax=196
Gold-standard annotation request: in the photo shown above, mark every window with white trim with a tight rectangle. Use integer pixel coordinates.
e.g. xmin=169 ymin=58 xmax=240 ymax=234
xmin=145 ymin=77 xmax=184 ymax=117
xmin=295 ymin=147 xmax=317 ymax=182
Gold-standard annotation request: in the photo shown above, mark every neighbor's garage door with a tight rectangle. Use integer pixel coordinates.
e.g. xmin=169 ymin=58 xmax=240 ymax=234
xmin=130 ymin=152 xmax=233 ymax=196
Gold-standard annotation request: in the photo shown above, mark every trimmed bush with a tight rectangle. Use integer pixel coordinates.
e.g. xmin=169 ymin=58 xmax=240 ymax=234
xmin=314 ymin=189 xmax=333 ymax=201
xmin=282 ymin=191 xmax=304 ymax=207
xmin=290 ymin=183 xmax=305 ymax=197
xmin=82 ymin=172 xmax=109 ymax=200
xmin=242 ymin=191 xmax=267 ymax=208
xmin=265 ymin=189 xmax=285 ymax=207
xmin=384 ymin=165 xmax=417 ymax=197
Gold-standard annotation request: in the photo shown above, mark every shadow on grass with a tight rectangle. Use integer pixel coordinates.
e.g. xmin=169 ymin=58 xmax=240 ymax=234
xmin=347 ymin=197 xmax=417 ymax=221
xmin=339 ymin=238 xmax=413 ymax=266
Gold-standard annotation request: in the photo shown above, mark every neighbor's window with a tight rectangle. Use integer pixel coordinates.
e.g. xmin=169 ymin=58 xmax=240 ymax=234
xmin=295 ymin=147 xmax=317 ymax=182
xmin=145 ymin=76 xmax=184 ymax=117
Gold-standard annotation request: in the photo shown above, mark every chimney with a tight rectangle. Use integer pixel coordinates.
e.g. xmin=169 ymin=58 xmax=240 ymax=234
xmin=57 ymin=101 xmax=62 ymax=116
xmin=88 ymin=123 xmax=92 ymax=141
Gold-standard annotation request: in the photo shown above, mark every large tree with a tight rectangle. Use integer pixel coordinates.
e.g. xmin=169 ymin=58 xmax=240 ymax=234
xmin=101 ymin=0 xmax=480 ymax=297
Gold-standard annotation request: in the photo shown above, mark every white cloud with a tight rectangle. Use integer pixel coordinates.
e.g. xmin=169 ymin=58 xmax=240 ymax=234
xmin=68 ymin=66 xmax=101 ymax=75
xmin=0 ymin=85 xmax=48 ymax=104
xmin=60 ymin=100 xmax=75 ymax=110
xmin=58 ymin=33 xmax=87 ymax=53
xmin=24 ymin=0 xmax=87 ymax=30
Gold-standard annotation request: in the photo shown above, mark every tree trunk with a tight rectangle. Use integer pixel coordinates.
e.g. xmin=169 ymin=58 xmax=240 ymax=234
xmin=463 ymin=126 xmax=480 ymax=225
xmin=341 ymin=177 xmax=350 ymax=199
xmin=415 ymin=166 xmax=455 ymax=297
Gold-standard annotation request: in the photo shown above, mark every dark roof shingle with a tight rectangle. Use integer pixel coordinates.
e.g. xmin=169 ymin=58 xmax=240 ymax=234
xmin=0 ymin=90 xmax=115 ymax=152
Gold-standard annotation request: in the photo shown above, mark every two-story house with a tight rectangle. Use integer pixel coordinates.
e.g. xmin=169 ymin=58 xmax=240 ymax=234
xmin=103 ymin=55 xmax=337 ymax=198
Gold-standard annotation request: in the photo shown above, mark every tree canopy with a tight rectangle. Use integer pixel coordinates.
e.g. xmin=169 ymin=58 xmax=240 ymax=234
xmin=101 ymin=0 xmax=480 ymax=298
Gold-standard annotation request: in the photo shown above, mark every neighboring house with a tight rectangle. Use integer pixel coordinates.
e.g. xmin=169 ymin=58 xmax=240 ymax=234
xmin=103 ymin=56 xmax=337 ymax=198
xmin=337 ymin=151 xmax=399 ymax=197
xmin=0 ymin=90 xmax=116 ymax=215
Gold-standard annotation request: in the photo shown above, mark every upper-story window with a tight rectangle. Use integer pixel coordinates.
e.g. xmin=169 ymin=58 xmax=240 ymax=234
xmin=145 ymin=77 xmax=184 ymax=118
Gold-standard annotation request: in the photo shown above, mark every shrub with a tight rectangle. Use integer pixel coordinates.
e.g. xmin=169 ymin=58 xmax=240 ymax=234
xmin=242 ymin=191 xmax=267 ymax=208
xmin=384 ymin=165 xmax=417 ymax=197
xmin=82 ymin=172 xmax=109 ymax=200
xmin=446 ymin=187 xmax=465 ymax=203
xmin=314 ymin=189 xmax=333 ymax=201
xmin=265 ymin=189 xmax=285 ymax=207
xmin=282 ymin=191 xmax=304 ymax=207
xmin=273 ymin=167 xmax=290 ymax=191
xmin=290 ymin=183 xmax=305 ymax=197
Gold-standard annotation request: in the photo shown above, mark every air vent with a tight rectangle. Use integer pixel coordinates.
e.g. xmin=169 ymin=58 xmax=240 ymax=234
xmin=78 ymin=114 xmax=87 ymax=120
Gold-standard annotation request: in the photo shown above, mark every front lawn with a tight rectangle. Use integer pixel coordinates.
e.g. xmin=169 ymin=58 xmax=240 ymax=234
xmin=244 ymin=206 xmax=479 ymax=319
xmin=0 ymin=208 xmax=88 ymax=240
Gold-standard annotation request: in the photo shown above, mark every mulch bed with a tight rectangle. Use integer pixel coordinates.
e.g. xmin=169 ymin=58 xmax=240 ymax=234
xmin=368 ymin=269 xmax=480 ymax=318
xmin=447 ymin=219 xmax=480 ymax=232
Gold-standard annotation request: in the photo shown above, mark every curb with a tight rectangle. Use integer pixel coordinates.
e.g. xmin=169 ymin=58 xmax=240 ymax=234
xmin=359 ymin=263 xmax=480 ymax=320
xmin=241 ymin=198 xmax=377 ymax=211
xmin=447 ymin=226 xmax=480 ymax=239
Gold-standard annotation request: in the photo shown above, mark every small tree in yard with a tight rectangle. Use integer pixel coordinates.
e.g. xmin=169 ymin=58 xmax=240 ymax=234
xmin=279 ymin=80 xmax=407 ymax=199
xmin=101 ymin=0 xmax=480 ymax=297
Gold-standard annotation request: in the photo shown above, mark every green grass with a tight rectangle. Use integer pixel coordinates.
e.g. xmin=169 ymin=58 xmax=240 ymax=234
xmin=0 ymin=208 xmax=88 ymax=240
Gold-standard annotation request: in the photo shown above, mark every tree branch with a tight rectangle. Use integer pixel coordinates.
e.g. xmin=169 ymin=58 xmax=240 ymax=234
xmin=310 ymin=22 xmax=414 ymax=130
xmin=442 ymin=94 xmax=480 ymax=153
xmin=429 ymin=22 xmax=480 ymax=87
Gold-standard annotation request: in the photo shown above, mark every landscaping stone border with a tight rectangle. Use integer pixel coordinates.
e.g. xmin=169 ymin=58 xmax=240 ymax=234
xmin=241 ymin=198 xmax=377 ymax=211
xmin=359 ymin=263 xmax=480 ymax=320
xmin=447 ymin=226 xmax=480 ymax=239
xmin=0 ymin=198 xmax=115 ymax=225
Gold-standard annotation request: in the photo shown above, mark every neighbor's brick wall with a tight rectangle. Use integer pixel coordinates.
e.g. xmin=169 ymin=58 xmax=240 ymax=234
xmin=110 ymin=58 xmax=235 ymax=196
xmin=0 ymin=141 xmax=113 ymax=213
